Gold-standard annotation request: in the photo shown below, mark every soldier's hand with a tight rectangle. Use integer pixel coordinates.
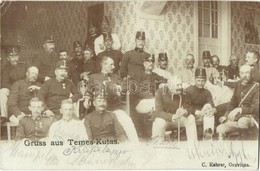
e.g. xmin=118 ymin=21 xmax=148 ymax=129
xmin=176 ymin=108 xmax=187 ymax=117
xmin=44 ymin=76 xmax=51 ymax=81
xmin=219 ymin=116 xmax=227 ymax=123
xmin=228 ymin=108 xmax=241 ymax=121
xmin=83 ymin=97 xmax=91 ymax=109
xmin=172 ymin=113 xmax=182 ymax=121
xmin=17 ymin=112 xmax=26 ymax=121
xmin=43 ymin=110 xmax=54 ymax=117
xmin=28 ymin=85 xmax=41 ymax=91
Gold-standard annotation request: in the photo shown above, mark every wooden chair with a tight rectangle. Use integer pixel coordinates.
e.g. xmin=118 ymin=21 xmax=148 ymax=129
xmin=1 ymin=122 xmax=18 ymax=141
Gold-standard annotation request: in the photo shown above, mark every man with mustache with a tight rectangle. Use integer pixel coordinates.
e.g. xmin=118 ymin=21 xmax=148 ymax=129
xmin=48 ymin=99 xmax=88 ymax=141
xmin=211 ymin=55 xmax=227 ymax=73
xmin=185 ymin=68 xmax=216 ymax=140
xmin=84 ymin=90 xmax=127 ymax=142
xmin=94 ymin=16 xmax=121 ymax=55
xmin=8 ymin=66 xmax=41 ymax=123
xmin=217 ymin=65 xmax=259 ymax=140
xmin=226 ymin=55 xmax=239 ymax=80
xmin=38 ymin=60 xmax=82 ymax=120
xmin=152 ymin=53 xmax=171 ymax=79
xmin=120 ymin=31 xmax=151 ymax=79
xmin=32 ymin=35 xmax=59 ymax=83
xmin=0 ymin=47 xmax=27 ymax=123
xmin=244 ymin=50 xmax=260 ymax=83
xmin=67 ymin=41 xmax=84 ymax=85
xmin=202 ymin=51 xmax=219 ymax=82
xmin=151 ymin=76 xmax=197 ymax=142
xmin=178 ymin=54 xmax=196 ymax=87
xmin=96 ymin=32 xmax=123 ymax=74
xmin=15 ymin=97 xmax=55 ymax=141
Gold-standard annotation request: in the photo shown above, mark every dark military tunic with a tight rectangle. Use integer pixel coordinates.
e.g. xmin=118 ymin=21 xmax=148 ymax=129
xmin=96 ymin=49 xmax=123 ymax=74
xmin=215 ymin=65 xmax=227 ymax=73
xmin=7 ymin=79 xmax=41 ymax=116
xmin=88 ymin=73 xmax=122 ymax=110
xmin=120 ymin=49 xmax=150 ymax=78
xmin=226 ymin=65 xmax=239 ymax=79
xmin=38 ymin=78 xmax=82 ymax=118
xmin=224 ymin=80 xmax=259 ymax=120
xmin=83 ymin=58 xmax=97 ymax=74
xmin=85 ymin=34 xmax=99 ymax=52
xmin=67 ymin=57 xmax=84 ymax=85
xmin=1 ymin=62 xmax=27 ymax=89
xmin=15 ymin=115 xmax=55 ymax=141
xmin=252 ymin=64 xmax=260 ymax=83
xmin=32 ymin=51 xmax=59 ymax=83
xmin=185 ymin=85 xmax=215 ymax=113
xmin=84 ymin=110 xmax=127 ymax=141
xmin=152 ymin=86 xmax=193 ymax=122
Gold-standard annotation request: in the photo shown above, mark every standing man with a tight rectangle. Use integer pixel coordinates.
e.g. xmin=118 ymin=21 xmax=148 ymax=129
xmin=120 ymin=31 xmax=151 ymax=79
xmin=96 ymin=32 xmax=123 ymax=74
xmin=201 ymin=51 xmax=219 ymax=82
xmin=84 ymin=90 xmax=127 ymax=142
xmin=226 ymin=55 xmax=239 ymax=80
xmin=15 ymin=98 xmax=55 ymax=141
xmin=217 ymin=65 xmax=259 ymax=140
xmin=48 ymin=99 xmax=88 ymax=141
xmin=8 ymin=66 xmax=41 ymax=123
xmin=151 ymin=76 xmax=198 ymax=142
xmin=38 ymin=60 xmax=82 ymax=120
xmin=94 ymin=16 xmax=121 ymax=55
xmin=178 ymin=54 xmax=196 ymax=86
xmin=84 ymin=21 xmax=99 ymax=52
xmin=68 ymin=40 xmax=84 ymax=85
xmin=153 ymin=53 xmax=171 ymax=79
xmin=32 ymin=35 xmax=58 ymax=83
xmin=0 ymin=47 xmax=27 ymax=123
xmin=245 ymin=50 xmax=260 ymax=83
xmin=185 ymin=68 xmax=216 ymax=140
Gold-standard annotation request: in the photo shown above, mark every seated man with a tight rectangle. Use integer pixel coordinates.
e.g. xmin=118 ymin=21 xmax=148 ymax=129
xmin=130 ymin=54 xmax=167 ymax=137
xmin=15 ymin=97 xmax=55 ymax=141
xmin=217 ymin=65 xmax=259 ymax=140
xmin=152 ymin=53 xmax=171 ymax=79
xmin=87 ymin=56 xmax=138 ymax=142
xmin=8 ymin=66 xmax=41 ymax=124
xmin=211 ymin=55 xmax=227 ymax=74
xmin=185 ymin=68 xmax=216 ymax=140
xmin=0 ymin=47 xmax=27 ymax=123
xmin=84 ymin=91 xmax=127 ymax=142
xmin=226 ymin=54 xmax=239 ymax=80
xmin=48 ymin=99 xmax=88 ymax=141
xmin=152 ymin=76 xmax=197 ymax=142
xmin=38 ymin=60 xmax=82 ymax=120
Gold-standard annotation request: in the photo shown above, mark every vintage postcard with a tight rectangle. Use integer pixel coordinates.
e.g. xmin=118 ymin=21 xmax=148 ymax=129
xmin=0 ymin=0 xmax=259 ymax=170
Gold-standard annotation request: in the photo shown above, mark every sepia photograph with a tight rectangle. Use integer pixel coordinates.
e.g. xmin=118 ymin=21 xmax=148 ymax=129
xmin=0 ymin=0 xmax=259 ymax=170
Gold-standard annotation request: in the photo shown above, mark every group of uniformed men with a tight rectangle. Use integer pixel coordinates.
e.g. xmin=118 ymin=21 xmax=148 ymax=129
xmin=0 ymin=15 xmax=259 ymax=142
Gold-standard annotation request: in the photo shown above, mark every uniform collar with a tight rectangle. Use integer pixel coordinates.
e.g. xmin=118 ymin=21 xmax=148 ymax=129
xmin=135 ymin=47 xmax=143 ymax=52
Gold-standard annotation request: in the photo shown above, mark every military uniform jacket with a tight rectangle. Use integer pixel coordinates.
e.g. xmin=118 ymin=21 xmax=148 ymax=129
xmin=7 ymin=79 xmax=41 ymax=116
xmin=83 ymin=58 xmax=97 ymax=74
xmin=38 ymin=78 xmax=82 ymax=114
xmin=96 ymin=49 xmax=123 ymax=74
xmin=84 ymin=110 xmax=127 ymax=141
xmin=185 ymin=85 xmax=215 ymax=113
xmin=152 ymin=86 xmax=193 ymax=122
xmin=15 ymin=115 xmax=55 ymax=141
xmin=225 ymin=80 xmax=259 ymax=119
xmin=120 ymin=49 xmax=150 ymax=78
xmin=88 ymin=73 xmax=122 ymax=110
xmin=1 ymin=62 xmax=27 ymax=89
xmin=252 ymin=64 xmax=260 ymax=83
xmin=32 ymin=51 xmax=59 ymax=83
xmin=68 ymin=57 xmax=84 ymax=85
xmin=226 ymin=65 xmax=239 ymax=79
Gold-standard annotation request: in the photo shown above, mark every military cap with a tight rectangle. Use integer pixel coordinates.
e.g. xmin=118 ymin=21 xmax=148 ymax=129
xmin=43 ymin=35 xmax=55 ymax=43
xmin=73 ymin=40 xmax=82 ymax=49
xmin=7 ymin=47 xmax=19 ymax=56
xmin=158 ymin=53 xmax=168 ymax=61
xmin=202 ymin=51 xmax=211 ymax=59
xmin=195 ymin=68 xmax=206 ymax=79
xmin=103 ymin=32 xmax=113 ymax=41
xmin=144 ymin=54 xmax=155 ymax=62
xmin=56 ymin=60 xmax=68 ymax=69
xmin=136 ymin=31 xmax=146 ymax=40
xmin=93 ymin=89 xmax=107 ymax=99
xmin=101 ymin=16 xmax=110 ymax=25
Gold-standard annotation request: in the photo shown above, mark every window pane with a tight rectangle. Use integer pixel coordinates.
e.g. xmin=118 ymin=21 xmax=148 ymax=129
xmin=211 ymin=1 xmax=217 ymax=9
xmin=211 ymin=10 xmax=215 ymax=23
xmin=215 ymin=11 xmax=218 ymax=24
xmin=212 ymin=25 xmax=218 ymax=38
xmin=204 ymin=9 xmax=210 ymax=23
xmin=199 ymin=23 xmax=203 ymax=37
xmin=204 ymin=1 xmax=210 ymax=8
xmin=199 ymin=8 xmax=202 ymax=22
xmin=198 ymin=1 xmax=202 ymax=7
xmin=204 ymin=24 xmax=210 ymax=37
